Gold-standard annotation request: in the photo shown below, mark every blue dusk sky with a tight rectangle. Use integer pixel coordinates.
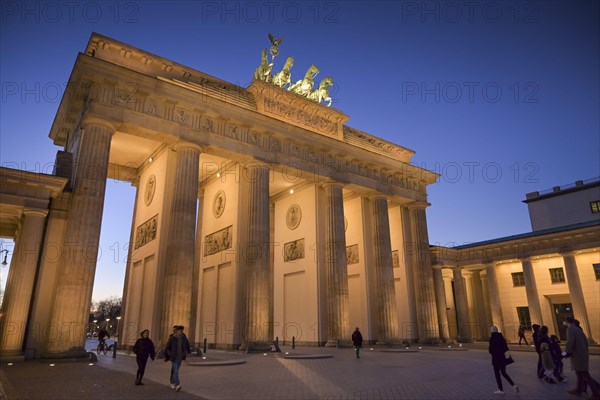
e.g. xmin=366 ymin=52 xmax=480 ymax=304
xmin=1 ymin=1 xmax=598 ymax=301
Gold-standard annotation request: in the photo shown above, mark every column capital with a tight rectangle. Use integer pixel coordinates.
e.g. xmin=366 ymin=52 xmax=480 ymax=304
xmin=82 ymin=115 xmax=117 ymax=133
xmin=22 ymin=209 xmax=49 ymax=218
xmin=172 ymin=141 xmax=203 ymax=153
xmin=320 ymin=180 xmax=345 ymax=190
xmin=367 ymin=193 xmax=388 ymax=201
xmin=406 ymin=201 xmax=430 ymax=210
xmin=559 ymin=249 xmax=575 ymax=257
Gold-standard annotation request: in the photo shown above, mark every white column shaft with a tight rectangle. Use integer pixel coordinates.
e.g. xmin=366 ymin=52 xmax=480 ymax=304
xmin=46 ymin=123 xmax=113 ymax=355
xmin=485 ymin=263 xmax=505 ymax=332
xmin=562 ymin=253 xmax=594 ymax=341
xmin=162 ymin=144 xmax=200 ymax=337
xmin=242 ymin=163 xmax=271 ymax=345
xmin=521 ymin=258 xmax=543 ymax=326
xmin=409 ymin=205 xmax=439 ymax=341
xmin=432 ymin=268 xmax=450 ymax=341
xmin=452 ymin=268 xmax=471 ymax=342
xmin=323 ymin=184 xmax=349 ymax=344
xmin=371 ymin=196 xmax=398 ymax=342
xmin=0 ymin=211 xmax=47 ymax=355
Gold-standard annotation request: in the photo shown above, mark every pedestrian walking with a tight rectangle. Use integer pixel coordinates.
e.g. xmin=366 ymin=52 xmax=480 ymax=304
xmin=565 ymin=317 xmax=600 ymax=399
xmin=164 ymin=325 xmax=191 ymax=392
xmin=489 ymin=326 xmax=519 ymax=394
xmin=351 ymin=327 xmax=363 ymax=359
xmin=538 ymin=325 xmax=561 ymax=384
xmin=532 ymin=323 xmax=544 ymax=378
xmin=550 ymin=334 xmax=565 ymax=379
xmin=132 ymin=329 xmax=156 ymax=385
xmin=518 ymin=325 xmax=528 ymax=345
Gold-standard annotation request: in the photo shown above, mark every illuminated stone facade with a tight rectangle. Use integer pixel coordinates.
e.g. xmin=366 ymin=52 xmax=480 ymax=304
xmin=0 ymin=33 xmax=440 ymax=358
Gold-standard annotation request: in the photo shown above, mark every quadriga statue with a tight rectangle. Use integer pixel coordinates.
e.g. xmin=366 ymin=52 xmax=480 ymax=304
xmin=272 ymin=56 xmax=294 ymax=89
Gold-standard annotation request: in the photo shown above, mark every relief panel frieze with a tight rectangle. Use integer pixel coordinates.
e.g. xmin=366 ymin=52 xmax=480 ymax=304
xmin=95 ymin=78 xmax=426 ymax=196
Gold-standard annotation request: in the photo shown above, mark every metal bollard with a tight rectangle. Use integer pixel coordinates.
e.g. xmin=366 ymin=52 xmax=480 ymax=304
xmin=292 ymin=336 xmax=295 ymax=349
xmin=113 ymin=341 xmax=117 ymax=358
xmin=203 ymin=338 xmax=207 ymax=354
xmin=336 ymin=339 xmax=340 ymax=349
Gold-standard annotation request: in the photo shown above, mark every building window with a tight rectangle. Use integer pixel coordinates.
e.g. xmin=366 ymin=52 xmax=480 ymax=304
xmin=549 ymin=267 xmax=566 ymax=284
xmin=591 ymin=201 xmax=600 ymax=213
xmin=517 ymin=307 xmax=531 ymax=330
xmin=511 ymin=272 xmax=525 ymax=287
xmin=594 ymin=263 xmax=600 ymax=280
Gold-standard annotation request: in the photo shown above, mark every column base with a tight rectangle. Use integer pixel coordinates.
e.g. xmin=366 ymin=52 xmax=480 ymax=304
xmin=240 ymin=342 xmax=272 ymax=352
xmin=325 ymin=339 xmax=351 ymax=348
xmin=41 ymin=346 xmax=89 ymax=360
xmin=0 ymin=350 xmax=25 ymax=363
xmin=376 ymin=339 xmax=407 ymax=347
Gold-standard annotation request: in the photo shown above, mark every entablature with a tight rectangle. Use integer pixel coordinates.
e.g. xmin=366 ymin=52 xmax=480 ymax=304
xmin=431 ymin=223 xmax=600 ymax=268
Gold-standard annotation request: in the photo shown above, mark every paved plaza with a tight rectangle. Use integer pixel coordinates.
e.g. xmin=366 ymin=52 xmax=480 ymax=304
xmin=1 ymin=342 xmax=599 ymax=400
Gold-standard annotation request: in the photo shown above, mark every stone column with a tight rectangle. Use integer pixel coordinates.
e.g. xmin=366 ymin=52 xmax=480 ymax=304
xmin=400 ymin=207 xmax=418 ymax=341
xmin=562 ymin=252 xmax=594 ymax=342
xmin=480 ymin=272 xmax=493 ymax=331
xmin=485 ymin=263 xmax=505 ymax=333
xmin=463 ymin=272 xmax=477 ymax=340
xmin=370 ymin=195 xmax=399 ymax=344
xmin=45 ymin=120 xmax=113 ymax=357
xmin=161 ymin=143 xmax=201 ymax=338
xmin=471 ymin=270 xmax=488 ymax=340
xmin=189 ymin=190 xmax=205 ymax=344
xmin=443 ymin=274 xmax=458 ymax=339
xmin=452 ymin=267 xmax=472 ymax=342
xmin=323 ymin=183 xmax=350 ymax=346
xmin=0 ymin=210 xmax=47 ymax=357
xmin=432 ymin=267 xmax=450 ymax=342
xmin=408 ymin=202 xmax=439 ymax=342
xmin=521 ymin=258 xmax=543 ymax=326
xmin=241 ymin=162 xmax=271 ymax=349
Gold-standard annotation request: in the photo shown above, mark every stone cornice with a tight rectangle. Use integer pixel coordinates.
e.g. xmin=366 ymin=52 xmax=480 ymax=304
xmin=50 ymin=34 xmax=437 ymax=202
xmin=431 ymin=222 xmax=600 ymax=267
xmin=0 ymin=167 xmax=68 ymax=199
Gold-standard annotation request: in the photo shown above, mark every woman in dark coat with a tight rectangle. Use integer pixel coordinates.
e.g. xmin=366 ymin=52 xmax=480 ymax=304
xmin=351 ymin=327 xmax=363 ymax=359
xmin=133 ymin=329 xmax=156 ymax=385
xmin=489 ymin=326 xmax=519 ymax=394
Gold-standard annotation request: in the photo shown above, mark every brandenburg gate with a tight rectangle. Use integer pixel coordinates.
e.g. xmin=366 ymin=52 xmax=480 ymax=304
xmin=0 ymin=33 xmax=442 ymax=359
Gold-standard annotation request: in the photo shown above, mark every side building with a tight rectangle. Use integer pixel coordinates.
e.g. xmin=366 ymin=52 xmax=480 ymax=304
xmin=431 ymin=178 xmax=600 ymax=343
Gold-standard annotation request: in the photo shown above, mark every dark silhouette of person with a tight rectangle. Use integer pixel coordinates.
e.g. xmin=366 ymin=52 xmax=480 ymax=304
xmin=518 ymin=325 xmax=528 ymax=345
xmin=489 ymin=326 xmax=519 ymax=394
xmin=133 ymin=329 xmax=156 ymax=385
xmin=352 ymin=327 xmax=363 ymax=359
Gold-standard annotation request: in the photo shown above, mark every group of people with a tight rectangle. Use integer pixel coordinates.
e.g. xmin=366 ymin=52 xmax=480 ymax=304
xmin=131 ymin=324 xmax=191 ymax=391
xmin=128 ymin=321 xmax=598 ymax=397
xmin=532 ymin=323 xmax=565 ymax=384
xmin=490 ymin=317 xmax=599 ymax=399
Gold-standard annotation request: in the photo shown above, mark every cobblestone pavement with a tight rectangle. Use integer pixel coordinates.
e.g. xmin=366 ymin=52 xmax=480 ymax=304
xmin=1 ymin=344 xmax=599 ymax=400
